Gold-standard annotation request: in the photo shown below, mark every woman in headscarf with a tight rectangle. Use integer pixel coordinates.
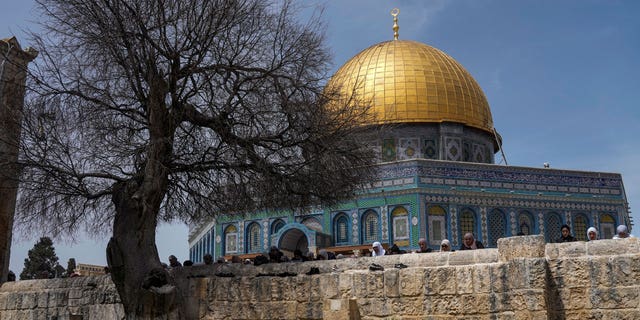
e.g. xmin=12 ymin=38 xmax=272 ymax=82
xmin=460 ymin=233 xmax=485 ymax=250
xmin=440 ymin=239 xmax=452 ymax=252
xmin=586 ymin=227 xmax=598 ymax=241
xmin=371 ymin=241 xmax=386 ymax=256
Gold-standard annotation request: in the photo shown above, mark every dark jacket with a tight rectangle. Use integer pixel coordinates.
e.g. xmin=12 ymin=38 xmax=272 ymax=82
xmin=460 ymin=240 xmax=485 ymax=250
xmin=556 ymin=235 xmax=577 ymax=243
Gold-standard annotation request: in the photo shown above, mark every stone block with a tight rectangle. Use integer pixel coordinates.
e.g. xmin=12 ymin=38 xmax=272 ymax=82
xmin=383 ymin=269 xmax=399 ymax=298
xmin=472 ymin=264 xmax=492 ymax=294
xmin=390 ymin=297 xmax=422 ymax=316
xmin=458 ymin=293 xmax=491 ymax=314
xmin=455 ymin=266 xmax=474 ymax=294
xmin=525 ymin=258 xmax=548 ymax=289
xmin=554 ymin=258 xmax=590 ymax=289
xmin=489 ymin=264 xmax=509 ymax=293
xmin=292 ymin=276 xmax=310 ymax=302
xmin=429 ymin=294 xmax=462 ymax=315
xmin=425 ymin=267 xmax=456 ymax=295
xmin=475 ymin=248 xmax=499 ymax=263
xmin=507 ymin=289 xmax=546 ymax=312
xmin=546 ymin=242 xmax=586 ymax=260
xmin=295 ymin=300 xmax=322 ymax=319
xmin=338 ymin=272 xmax=354 ymax=297
xmin=556 ymin=287 xmax=588 ymax=310
xmin=399 ymin=267 xmax=425 ymax=297
xmin=505 ymin=260 xmax=528 ymax=290
xmin=0 ymin=292 xmax=7 ymax=309
xmin=589 ymin=287 xmax=640 ymax=309
xmin=322 ymin=298 xmax=360 ymax=320
xmin=448 ymin=250 xmax=476 ymax=266
xmin=610 ymin=256 xmax=638 ymax=286
xmin=252 ymin=277 xmax=271 ymax=302
xmin=321 ymin=273 xmax=339 ymax=299
xmin=356 ymin=297 xmax=393 ymax=317
xmin=352 ymin=270 xmax=383 ymax=298
xmin=498 ymin=235 xmax=545 ymax=262
xmin=309 ymin=275 xmax=323 ymax=301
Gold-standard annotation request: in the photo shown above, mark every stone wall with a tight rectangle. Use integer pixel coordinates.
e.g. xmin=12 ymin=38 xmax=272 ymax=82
xmin=1 ymin=236 xmax=639 ymax=319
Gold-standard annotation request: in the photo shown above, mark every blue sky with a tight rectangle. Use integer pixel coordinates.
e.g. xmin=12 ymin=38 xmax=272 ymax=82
xmin=3 ymin=0 xmax=639 ymax=273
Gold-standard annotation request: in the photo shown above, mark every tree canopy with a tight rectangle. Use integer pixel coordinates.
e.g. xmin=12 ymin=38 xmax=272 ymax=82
xmin=19 ymin=236 xmax=61 ymax=280
xmin=16 ymin=0 xmax=376 ymax=237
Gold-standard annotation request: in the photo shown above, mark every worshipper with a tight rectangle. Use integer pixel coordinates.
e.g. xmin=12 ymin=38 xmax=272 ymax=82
xmin=417 ymin=238 xmax=432 ymax=253
xmin=440 ymin=239 xmax=452 ymax=252
xmin=168 ymin=255 xmax=182 ymax=267
xmin=269 ymin=246 xmax=284 ymax=263
xmin=388 ymin=244 xmax=405 ymax=255
xmin=183 ymin=260 xmax=194 ymax=267
xmin=203 ymin=253 xmax=214 ymax=265
xmin=460 ymin=233 xmax=485 ymax=250
xmin=556 ymin=224 xmax=577 ymax=242
xmin=317 ymin=249 xmax=329 ymax=260
xmin=586 ymin=227 xmax=599 ymax=241
xmin=371 ymin=241 xmax=386 ymax=256
xmin=613 ymin=225 xmax=634 ymax=239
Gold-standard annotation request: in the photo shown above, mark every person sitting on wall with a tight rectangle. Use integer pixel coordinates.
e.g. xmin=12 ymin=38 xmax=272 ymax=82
xmin=586 ymin=227 xmax=599 ymax=241
xmin=613 ymin=225 xmax=634 ymax=239
xmin=556 ymin=224 xmax=577 ymax=242
xmin=168 ymin=255 xmax=182 ymax=267
xmin=371 ymin=241 xmax=386 ymax=256
xmin=440 ymin=239 xmax=452 ymax=252
xmin=269 ymin=246 xmax=284 ymax=263
xmin=417 ymin=238 xmax=432 ymax=253
xmin=460 ymin=233 xmax=485 ymax=250
xmin=203 ymin=253 xmax=214 ymax=265
xmin=388 ymin=244 xmax=405 ymax=255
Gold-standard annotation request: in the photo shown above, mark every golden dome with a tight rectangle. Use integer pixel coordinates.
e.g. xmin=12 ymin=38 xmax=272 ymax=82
xmin=327 ymin=40 xmax=494 ymax=133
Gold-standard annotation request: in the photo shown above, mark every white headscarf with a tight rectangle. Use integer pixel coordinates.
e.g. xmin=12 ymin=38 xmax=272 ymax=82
xmin=440 ymin=239 xmax=451 ymax=252
xmin=586 ymin=227 xmax=598 ymax=241
xmin=371 ymin=242 xmax=385 ymax=256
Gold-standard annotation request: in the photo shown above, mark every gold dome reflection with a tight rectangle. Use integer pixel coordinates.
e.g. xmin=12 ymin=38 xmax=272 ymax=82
xmin=327 ymin=40 xmax=494 ymax=134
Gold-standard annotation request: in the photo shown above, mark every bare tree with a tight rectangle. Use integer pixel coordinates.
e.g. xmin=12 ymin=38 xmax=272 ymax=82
xmin=16 ymin=0 xmax=377 ymax=317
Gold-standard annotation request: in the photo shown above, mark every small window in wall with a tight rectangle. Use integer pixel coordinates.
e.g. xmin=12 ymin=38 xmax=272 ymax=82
xmin=545 ymin=212 xmax=562 ymax=243
xmin=271 ymin=219 xmax=285 ymax=235
xmin=224 ymin=225 xmax=238 ymax=254
xmin=600 ymin=214 xmax=616 ymax=239
xmin=428 ymin=206 xmax=446 ymax=246
xmin=362 ymin=210 xmax=379 ymax=244
xmin=391 ymin=207 xmax=409 ymax=242
xmin=518 ymin=211 xmax=533 ymax=235
xmin=459 ymin=209 xmax=476 ymax=237
xmin=334 ymin=214 xmax=349 ymax=245
xmin=488 ymin=209 xmax=506 ymax=247
xmin=246 ymin=223 xmax=261 ymax=253
xmin=573 ymin=214 xmax=588 ymax=241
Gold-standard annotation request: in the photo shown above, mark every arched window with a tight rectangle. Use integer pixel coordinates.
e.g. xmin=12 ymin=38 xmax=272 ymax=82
xmin=224 ymin=225 xmax=238 ymax=254
xmin=459 ymin=209 xmax=476 ymax=238
xmin=488 ymin=209 xmax=506 ymax=247
xmin=428 ymin=205 xmax=446 ymax=246
xmin=518 ymin=211 xmax=534 ymax=235
xmin=334 ymin=213 xmax=349 ymax=245
xmin=544 ymin=212 xmax=562 ymax=243
xmin=600 ymin=214 xmax=616 ymax=239
xmin=246 ymin=222 xmax=261 ymax=253
xmin=391 ymin=206 xmax=409 ymax=243
xmin=302 ymin=217 xmax=323 ymax=232
xmin=362 ymin=210 xmax=379 ymax=244
xmin=572 ymin=213 xmax=588 ymax=241
xmin=271 ymin=219 xmax=285 ymax=235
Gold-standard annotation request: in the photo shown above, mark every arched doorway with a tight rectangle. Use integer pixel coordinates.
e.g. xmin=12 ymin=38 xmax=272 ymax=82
xmin=278 ymin=228 xmax=309 ymax=255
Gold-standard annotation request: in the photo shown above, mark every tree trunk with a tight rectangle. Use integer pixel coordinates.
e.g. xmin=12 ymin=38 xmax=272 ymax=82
xmin=107 ymin=179 xmax=183 ymax=319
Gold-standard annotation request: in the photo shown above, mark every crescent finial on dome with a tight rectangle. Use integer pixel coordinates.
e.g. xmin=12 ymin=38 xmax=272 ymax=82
xmin=391 ymin=8 xmax=400 ymax=40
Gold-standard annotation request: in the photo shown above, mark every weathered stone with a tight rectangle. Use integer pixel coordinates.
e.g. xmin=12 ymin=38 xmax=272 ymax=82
xmin=399 ymin=267 xmax=426 ymax=297
xmin=383 ymin=268 xmax=399 ymax=298
xmin=498 ymin=235 xmax=545 ymax=262
xmin=546 ymin=241 xmax=586 ymax=260
xmin=425 ymin=267 xmax=456 ymax=295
